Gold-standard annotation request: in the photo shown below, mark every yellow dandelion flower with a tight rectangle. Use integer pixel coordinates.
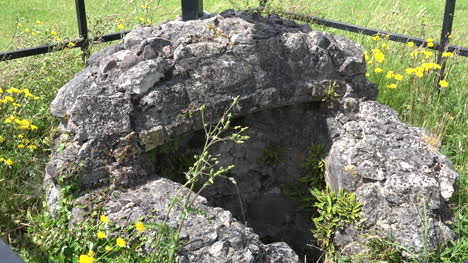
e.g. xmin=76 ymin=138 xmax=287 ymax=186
xmin=447 ymin=34 xmax=452 ymax=39
xmin=25 ymin=28 xmax=30 ymax=33
xmin=385 ymin=71 xmax=394 ymax=79
xmin=387 ymin=84 xmax=397 ymax=89
xmin=147 ymin=18 xmax=152 ymax=24
xmin=367 ymin=61 xmax=373 ymax=64
xmin=97 ymin=231 xmax=107 ymax=239
xmin=427 ymin=42 xmax=434 ymax=47
xmin=34 ymin=96 xmax=40 ymax=100
xmin=30 ymin=125 xmax=38 ymax=130
xmin=116 ymin=238 xmax=126 ymax=248
xmin=139 ymin=17 xmax=145 ymax=22
xmin=406 ymin=68 xmax=416 ymax=75
xmin=100 ymin=214 xmax=109 ymax=224
xmin=364 ymin=51 xmax=369 ymax=60
xmin=410 ymin=50 xmax=419 ymax=57
xmin=135 ymin=221 xmax=145 ymax=232
xmin=421 ymin=18 xmax=426 ymax=22
xmin=28 ymin=145 xmax=37 ymax=151
xmin=374 ymin=68 xmax=383 ymax=73
xmin=365 ymin=73 xmax=370 ymax=77
xmin=426 ymin=38 xmax=433 ymax=43
xmin=394 ymin=74 xmax=404 ymax=80
xmin=0 ymin=158 xmax=4 ymax=162
xmin=442 ymin=52 xmax=454 ymax=57
xmin=374 ymin=52 xmax=385 ymax=63
xmin=405 ymin=105 xmax=411 ymax=110
xmin=22 ymin=138 xmax=30 ymax=143
xmin=385 ymin=34 xmax=390 ymax=39
xmin=371 ymin=35 xmax=380 ymax=41
xmin=449 ymin=116 xmax=455 ymax=121
xmin=18 ymin=144 xmax=25 ymax=149
xmin=424 ymin=51 xmax=433 ymax=58
xmin=0 ymin=136 xmax=3 ymax=143
xmin=36 ymin=20 xmax=41 ymax=24
xmin=381 ymin=43 xmax=388 ymax=48
xmin=31 ymin=32 xmax=37 ymax=36
xmin=51 ymin=31 xmax=58 ymax=36
xmin=415 ymin=71 xmax=424 ymax=78
xmin=18 ymin=134 xmax=24 ymax=138
xmin=17 ymin=23 xmax=23 ymax=27
xmin=117 ymin=24 xmax=124 ymax=29
xmin=88 ymin=250 xmax=95 ymax=257
xmin=68 ymin=42 xmax=76 ymax=47
xmin=439 ymin=80 xmax=449 ymax=88
xmin=54 ymin=37 xmax=61 ymax=41
xmin=79 ymin=254 xmax=94 ymax=263
xmin=407 ymin=41 xmax=415 ymax=47
xmin=371 ymin=49 xmax=381 ymax=53
xmin=6 ymin=159 xmax=13 ymax=166
xmin=105 ymin=246 xmax=112 ymax=251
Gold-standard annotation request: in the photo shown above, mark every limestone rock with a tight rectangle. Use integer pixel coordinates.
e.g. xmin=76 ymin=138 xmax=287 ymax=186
xmin=46 ymin=10 xmax=458 ymax=262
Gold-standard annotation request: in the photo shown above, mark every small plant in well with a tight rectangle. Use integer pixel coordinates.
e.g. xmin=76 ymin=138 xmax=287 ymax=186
xmin=260 ymin=143 xmax=282 ymax=167
xmin=309 ymin=186 xmax=363 ymax=258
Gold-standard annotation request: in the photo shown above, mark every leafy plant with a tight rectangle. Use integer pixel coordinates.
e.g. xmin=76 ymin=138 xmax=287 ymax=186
xmin=260 ymin=143 xmax=282 ymax=167
xmin=309 ymin=186 xmax=363 ymax=257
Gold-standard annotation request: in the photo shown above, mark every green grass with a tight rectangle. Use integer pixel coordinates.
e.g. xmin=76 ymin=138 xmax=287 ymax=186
xmin=0 ymin=0 xmax=467 ymax=262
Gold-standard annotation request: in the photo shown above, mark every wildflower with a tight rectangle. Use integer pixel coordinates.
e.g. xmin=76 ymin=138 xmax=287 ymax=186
xmin=17 ymin=23 xmax=23 ymax=27
xmin=0 ymin=158 xmax=4 ymax=162
xmin=365 ymin=73 xmax=370 ymax=77
xmin=385 ymin=34 xmax=390 ymax=39
xmin=6 ymin=159 xmax=13 ymax=166
xmin=406 ymin=68 xmax=416 ymax=75
xmin=105 ymin=246 xmax=112 ymax=251
xmin=100 ymin=214 xmax=109 ymax=224
xmin=426 ymin=38 xmax=433 ymax=43
xmin=30 ymin=125 xmax=38 ymax=130
xmin=31 ymin=32 xmax=37 ymax=36
xmin=394 ymin=74 xmax=404 ymax=80
xmin=117 ymin=24 xmax=125 ymax=29
xmin=422 ymin=63 xmax=441 ymax=70
xmin=421 ymin=18 xmax=426 ymax=22
xmin=68 ymin=42 xmax=76 ymax=47
xmin=423 ymin=51 xmax=433 ymax=59
xmin=374 ymin=52 xmax=385 ymax=63
xmin=28 ymin=145 xmax=37 ymax=151
xmin=25 ymin=28 xmax=30 ymax=33
xmin=410 ymin=50 xmax=419 ymax=57
xmin=135 ymin=221 xmax=145 ymax=232
xmin=405 ymin=105 xmax=411 ymax=110
xmin=79 ymin=254 xmax=94 ymax=263
xmin=22 ymin=138 xmax=30 ymax=143
xmin=55 ymin=37 xmax=61 ymax=41
xmin=415 ymin=71 xmax=424 ymax=78
xmin=364 ymin=51 xmax=369 ymax=60
xmin=147 ymin=18 xmax=152 ymax=24
xmin=439 ymin=80 xmax=449 ymax=88
xmin=385 ymin=71 xmax=394 ymax=79
xmin=116 ymin=238 xmax=126 ymax=248
xmin=0 ymin=136 xmax=3 ymax=143
xmin=368 ymin=61 xmax=373 ymax=64
xmin=88 ymin=250 xmax=95 ymax=257
xmin=34 ymin=96 xmax=40 ymax=100
xmin=51 ymin=31 xmax=58 ymax=36
xmin=448 ymin=34 xmax=452 ymax=39
xmin=139 ymin=17 xmax=144 ymax=22
xmin=450 ymin=116 xmax=455 ymax=121
xmin=371 ymin=35 xmax=380 ymax=41
xmin=371 ymin=49 xmax=381 ymax=53
xmin=381 ymin=43 xmax=388 ymax=48
xmin=97 ymin=231 xmax=107 ymax=239
xmin=387 ymin=84 xmax=397 ymax=89
xmin=427 ymin=42 xmax=434 ymax=47
xmin=18 ymin=144 xmax=25 ymax=149
xmin=36 ymin=20 xmax=41 ymax=24
xmin=18 ymin=134 xmax=24 ymax=139
xmin=407 ymin=41 xmax=415 ymax=47
xmin=374 ymin=68 xmax=383 ymax=73
xmin=442 ymin=52 xmax=454 ymax=57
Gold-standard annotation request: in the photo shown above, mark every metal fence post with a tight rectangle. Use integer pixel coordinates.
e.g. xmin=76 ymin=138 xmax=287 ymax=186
xmin=437 ymin=0 xmax=456 ymax=85
xmin=75 ymin=0 xmax=90 ymax=58
xmin=181 ymin=0 xmax=203 ymax=21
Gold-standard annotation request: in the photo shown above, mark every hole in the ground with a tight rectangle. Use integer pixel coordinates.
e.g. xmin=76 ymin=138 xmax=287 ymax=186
xmin=151 ymin=102 xmax=331 ymax=261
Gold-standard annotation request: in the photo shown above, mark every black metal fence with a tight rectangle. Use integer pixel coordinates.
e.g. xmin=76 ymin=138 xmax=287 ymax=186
xmin=0 ymin=0 xmax=466 ymax=61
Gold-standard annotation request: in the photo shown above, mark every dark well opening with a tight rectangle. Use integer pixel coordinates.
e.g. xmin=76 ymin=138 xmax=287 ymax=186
xmin=152 ymin=102 xmax=332 ymax=261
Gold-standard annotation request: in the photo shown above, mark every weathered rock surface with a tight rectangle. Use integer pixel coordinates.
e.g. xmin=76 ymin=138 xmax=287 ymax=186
xmin=46 ymin=10 xmax=458 ymax=262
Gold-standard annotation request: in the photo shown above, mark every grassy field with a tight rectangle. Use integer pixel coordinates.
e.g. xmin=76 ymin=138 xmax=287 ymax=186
xmin=0 ymin=0 xmax=467 ymax=262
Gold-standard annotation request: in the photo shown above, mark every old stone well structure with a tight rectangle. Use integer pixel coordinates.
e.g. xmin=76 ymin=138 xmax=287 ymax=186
xmin=45 ymin=10 xmax=459 ymax=262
